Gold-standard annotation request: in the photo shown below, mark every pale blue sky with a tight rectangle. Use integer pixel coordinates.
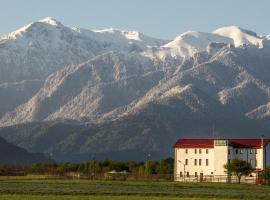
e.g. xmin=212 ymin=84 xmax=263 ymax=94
xmin=0 ymin=0 xmax=269 ymax=39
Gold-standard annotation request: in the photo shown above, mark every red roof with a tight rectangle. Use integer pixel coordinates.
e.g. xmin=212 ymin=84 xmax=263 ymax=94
xmin=173 ymin=138 xmax=270 ymax=148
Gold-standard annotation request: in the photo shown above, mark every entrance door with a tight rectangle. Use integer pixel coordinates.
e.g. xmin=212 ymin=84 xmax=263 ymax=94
xmin=200 ymin=173 xmax=204 ymax=182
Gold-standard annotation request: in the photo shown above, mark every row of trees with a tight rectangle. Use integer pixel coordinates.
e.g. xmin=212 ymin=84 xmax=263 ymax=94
xmin=1 ymin=157 xmax=270 ymax=184
xmin=30 ymin=157 xmax=174 ymax=175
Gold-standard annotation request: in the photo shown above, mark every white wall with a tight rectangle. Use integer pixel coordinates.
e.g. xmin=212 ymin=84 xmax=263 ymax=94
xmin=175 ymin=148 xmax=214 ymax=177
xmin=174 ymin=142 xmax=270 ymax=181
xmin=213 ymin=145 xmax=228 ymax=175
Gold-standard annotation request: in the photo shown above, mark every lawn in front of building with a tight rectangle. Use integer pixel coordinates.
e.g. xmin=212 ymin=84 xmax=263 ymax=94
xmin=0 ymin=176 xmax=269 ymax=200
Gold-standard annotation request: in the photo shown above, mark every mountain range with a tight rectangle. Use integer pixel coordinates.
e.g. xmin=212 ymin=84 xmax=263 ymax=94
xmin=0 ymin=17 xmax=270 ymax=162
xmin=0 ymin=135 xmax=51 ymax=165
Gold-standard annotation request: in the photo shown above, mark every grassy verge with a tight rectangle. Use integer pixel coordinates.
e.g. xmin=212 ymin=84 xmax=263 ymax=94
xmin=0 ymin=176 xmax=269 ymax=199
xmin=0 ymin=195 xmax=250 ymax=200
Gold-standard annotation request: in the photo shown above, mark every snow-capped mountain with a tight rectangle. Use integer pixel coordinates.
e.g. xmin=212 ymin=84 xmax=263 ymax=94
xmin=0 ymin=17 xmax=167 ymax=84
xmin=1 ymin=18 xmax=270 ymax=161
xmin=213 ymin=26 xmax=265 ymax=47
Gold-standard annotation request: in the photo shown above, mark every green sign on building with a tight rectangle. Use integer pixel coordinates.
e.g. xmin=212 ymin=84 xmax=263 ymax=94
xmin=214 ymin=140 xmax=228 ymax=146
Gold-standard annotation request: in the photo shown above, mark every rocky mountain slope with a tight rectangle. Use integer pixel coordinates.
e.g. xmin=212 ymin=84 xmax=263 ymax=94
xmin=0 ymin=18 xmax=270 ymax=161
xmin=0 ymin=135 xmax=52 ymax=165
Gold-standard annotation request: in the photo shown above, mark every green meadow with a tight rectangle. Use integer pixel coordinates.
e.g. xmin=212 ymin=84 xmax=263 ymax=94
xmin=0 ymin=176 xmax=269 ymax=200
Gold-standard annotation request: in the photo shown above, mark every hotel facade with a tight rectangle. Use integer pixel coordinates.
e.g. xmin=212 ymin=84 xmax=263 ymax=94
xmin=173 ymin=138 xmax=270 ymax=181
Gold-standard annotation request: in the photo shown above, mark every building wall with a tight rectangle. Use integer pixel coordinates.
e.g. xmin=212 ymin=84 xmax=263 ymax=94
xmin=266 ymin=144 xmax=270 ymax=167
xmin=213 ymin=144 xmax=228 ymax=175
xmin=175 ymin=143 xmax=269 ymax=180
xmin=229 ymin=147 xmax=257 ymax=169
xmin=175 ymin=147 xmax=214 ymax=178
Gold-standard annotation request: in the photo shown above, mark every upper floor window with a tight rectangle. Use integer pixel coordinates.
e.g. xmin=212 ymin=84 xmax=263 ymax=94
xmin=194 ymin=149 xmax=197 ymax=154
xmin=195 ymin=172 xmax=198 ymax=177
xmin=255 ymin=149 xmax=257 ymax=154
xmin=235 ymin=149 xmax=238 ymax=154
xmin=228 ymin=149 xmax=230 ymax=155
xmin=206 ymin=159 xmax=209 ymax=166
xmin=255 ymin=159 xmax=257 ymax=167
xmin=185 ymin=159 xmax=188 ymax=165
xmin=199 ymin=159 xmax=202 ymax=166
xmin=194 ymin=159 xmax=197 ymax=166
xmin=185 ymin=149 xmax=188 ymax=154
xmin=240 ymin=149 xmax=244 ymax=154
xmin=199 ymin=149 xmax=202 ymax=154
xmin=250 ymin=149 xmax=253 ymax=154
xmin=250 ymin=159 xmax=253 ymax=165
xmin=206 ymin=149 xmax=209 ymax=154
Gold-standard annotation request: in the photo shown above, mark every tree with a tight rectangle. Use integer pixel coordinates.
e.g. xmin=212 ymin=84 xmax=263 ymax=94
xmin=224 ymin=158 xmax=252 ymax=184
xmin=156 ymin=157 xmax=174 ymax=174
xmin=144 ymin=160 xmax=158 ymax=175
xmin=259 ymin=167 xmax=270 ymax=185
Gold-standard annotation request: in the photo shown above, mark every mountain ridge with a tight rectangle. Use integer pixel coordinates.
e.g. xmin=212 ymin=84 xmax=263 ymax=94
xmin=1 ymin=18 xmax=270 ymax=161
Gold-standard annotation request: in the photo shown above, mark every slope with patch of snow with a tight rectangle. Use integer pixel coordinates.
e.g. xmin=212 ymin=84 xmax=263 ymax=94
xmin=213 ymin=26 xmax=264 ymax=47
xmin=161 ymin=31 xmax=233 ymax=58
xmin=0 ymin=17 xmax=166 ymax=84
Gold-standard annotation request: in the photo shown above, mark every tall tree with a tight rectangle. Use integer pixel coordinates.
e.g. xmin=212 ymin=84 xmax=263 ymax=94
xmin=224 ymin=158 xmax=252 ymax=184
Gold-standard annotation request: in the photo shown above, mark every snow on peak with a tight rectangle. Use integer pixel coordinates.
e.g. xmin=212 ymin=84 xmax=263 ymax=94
xmin=94 ymin=28 xmax=141 ymax=41
xmin=38 ymin=17 xmax=62 ymax=26
xmin=1 ymin=17 xmax=63 ymax=40
xmin=162 ymin=31 xmax=232 ymax=58
xmin=213 ymin=26 xmax=263 ymax=47
xmin=94 ymin=28 xmax=159 ymax=43
xmin=93 ymin=28 xmax=166 ymax=47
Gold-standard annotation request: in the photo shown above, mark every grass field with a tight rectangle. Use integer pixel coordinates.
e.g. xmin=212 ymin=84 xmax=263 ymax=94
xmin=0 ymin=176 xmax=270 ymax=200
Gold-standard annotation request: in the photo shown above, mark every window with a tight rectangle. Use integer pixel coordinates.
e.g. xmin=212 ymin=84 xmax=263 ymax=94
xmin=206 ymin=159 xmax=209 ymax=166
xmin=206 ymin=149 xmax=209 ymax=154
xmin=186 ymin=172 xmax=189 ymax=177
xmin=240 ymin=149 xmax=243 ymax=154
xmin=255 ymin=149 xmax=257 ymax=154
xmin=255 ymin=159 xmax=257 ymax=167
xmin=250 ymin=159 xmax=253 ymax=165
xmin=235 ymin=149 xmax=238 ymax=154
xmin=194 ymin=149 xmax=197 ymax=154
xmin=195 ymin=172 xmax=198 ymax=177
xmin=185 ymin=149 xmax=188 ymax=154
xmin=228 ymin=149 xmax=230 ymax=155
xmin=180 ymin=172 xmax=183 ymax=177
xmin=250 ymin=149 xmax=253 ymax=154
xmin=199 ymin=149 xmax=202 ymax=154
xmin=199 ymin=159 xmax=202 ymax=166
xmin=194 ymin=159 xmax=197 ymax=166
xmin=211 ymin=172 xmax=213 ymax=175
xmin=185 ymin=159 xmax=188 ymax=165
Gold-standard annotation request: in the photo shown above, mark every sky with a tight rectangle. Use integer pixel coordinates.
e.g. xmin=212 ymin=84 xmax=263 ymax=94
xmin=0 ymin=0 xmax=270 ymax=39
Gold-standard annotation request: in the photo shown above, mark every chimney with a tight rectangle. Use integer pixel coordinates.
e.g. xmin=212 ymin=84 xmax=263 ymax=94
xmin=261 ymin=135 xmax=265 ymax=148
xmin=261 ymin=135 xmax=265 ymax=170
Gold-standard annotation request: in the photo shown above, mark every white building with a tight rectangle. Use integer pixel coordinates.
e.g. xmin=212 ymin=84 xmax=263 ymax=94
xmin=174 ymin=138 xmax=270 ymax=181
